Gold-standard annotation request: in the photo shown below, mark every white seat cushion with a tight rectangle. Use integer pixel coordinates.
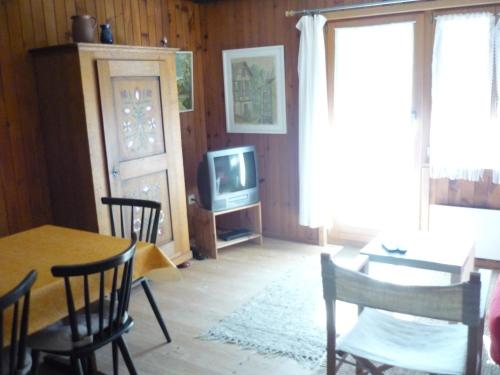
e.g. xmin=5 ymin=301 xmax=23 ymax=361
xmin=337 ymin=308 xmax=469 ymax=374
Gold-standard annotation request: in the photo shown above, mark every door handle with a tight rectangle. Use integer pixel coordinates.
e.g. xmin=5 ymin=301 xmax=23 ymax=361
xmin=112 ymin=167 xmax=119 ymax=177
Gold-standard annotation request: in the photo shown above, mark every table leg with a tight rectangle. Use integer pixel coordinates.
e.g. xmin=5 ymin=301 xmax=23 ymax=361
xmin=458 ymin=249 xmax=476 ymax=283
xmin=450 ymin=252 xmax=475 ymax=284
xmin=451 ymin=272 xmax=461 ymax=284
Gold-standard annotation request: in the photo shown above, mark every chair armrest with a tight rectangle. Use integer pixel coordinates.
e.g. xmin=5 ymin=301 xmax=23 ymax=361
xmin=479 ymin=269 xmax=492 ymax=319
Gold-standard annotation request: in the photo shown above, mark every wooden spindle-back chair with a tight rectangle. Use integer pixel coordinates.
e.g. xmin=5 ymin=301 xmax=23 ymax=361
xmin=0 ymin=271 xmax=36 ymax=375
xmin=101 ymin=197 xmax=171 ymax=343
xmin=29 ymin=235 xmax=138 ymax=375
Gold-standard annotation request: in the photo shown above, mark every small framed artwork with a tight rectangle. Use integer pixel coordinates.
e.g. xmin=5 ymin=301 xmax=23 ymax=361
xmin=222 ymin=45 xmax=287 ymax=134
xmin=175 ymin=51 xmax=194 ymax=112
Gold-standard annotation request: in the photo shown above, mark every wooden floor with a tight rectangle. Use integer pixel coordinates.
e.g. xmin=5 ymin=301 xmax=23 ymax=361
xmin=40 ymin=238 xmax=342 ymax=375
xmin=37 ymin=238 xmax=498 ymax=374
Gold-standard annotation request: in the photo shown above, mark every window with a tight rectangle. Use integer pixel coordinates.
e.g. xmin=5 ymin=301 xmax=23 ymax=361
xmin=430 ymin=12 xmax=500 ymax=182
xmin=329 ymin=19 xmax=421 ymax=241
xmin=325 ymin=8 xmax=500 ymax=243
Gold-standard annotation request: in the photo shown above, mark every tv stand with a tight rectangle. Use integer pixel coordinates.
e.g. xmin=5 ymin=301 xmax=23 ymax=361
xmin=193 ymin=202 xmax=263 ymax=259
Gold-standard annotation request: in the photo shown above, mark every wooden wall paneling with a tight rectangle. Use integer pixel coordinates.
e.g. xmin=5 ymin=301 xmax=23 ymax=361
xmin=177 ymin=8 xmax=198 ymax=190
xmin=0 ymin=0 xmax=207 ymax=237
xmin=137 ymin=0 xmax=148 ymax=45
xmin=267 ymin=0 xmax=283 ymax=240
xmin=74 ymin=0 xmax=86 ymax=14
xmin=201 ymin=0 xmax=326 ymax=244
xmin=451 ymin=179 xmax=475 ymax=206
xmin=473 ymin=171 xmax=491 ymax=207
xmin=84 ymin=0 xmax=97 ymax=30
xmin=154 ymin=0 xmax=163 ymax=44
xmin=280 ymin=0 xmax=302 ymax=242
xmin=64 ymin=0 xmax=76 ymax=30
xmin=54 ymin=0 xmax=69 ymax=44
xmin=201 ymin=0 xmax=500 ymax=245
xmin=164 ymin=0 xmax=177 ymax=47
xmin=487 ymin=183 xmax=500 ymax=208
xmin=179 ymin=1 xmax=191 ymax=49
xmin=104 ymin=0 xmax=115 ymax=23
xmin=430 ymin=179 xmax=449 ymax=205
xmin=283 ymin=0 xmax=300 ymax=241
xmin=0 ymin=3 xmax=22 ymax=233
xmin=19 ymin=0 xmax=34 ymax=43
xmin=14 ymin=13 xmax=52 ymax=227
xmin=0 ymin=65 xmax=15 ymax=236
xmin=122 ymin=0 xmax=133 ymax=44
xmin=83 ymin=0 xmax=94 ymax=14
xmin=130 ymin=0 xmax=141 ymax=45
xmin=165 ymin=0 xmax=210 ymax=240
xmin=203 ymin=0 xmax=229 ymax=152
xmin=31 ymin=0 xmax=48 ymax=47
xmin=254 ymin=1 xmax=270 ymax=236
xmin=1 ymin=1 xmax=51 ymax=231
xmin=42 ymin=0 xmax=58 ymax=45
xmin=146 ymin=0 xmax=157 ymax=46
xmin=191 ymin=3 xmax=207 ymax=164
xmin=178 ymin=0 xmax=191 ymax=49
xmin=94 ymin=0 xmax=106 ymax=29
xmin=113 ymin=0 xmax=125 ymax=44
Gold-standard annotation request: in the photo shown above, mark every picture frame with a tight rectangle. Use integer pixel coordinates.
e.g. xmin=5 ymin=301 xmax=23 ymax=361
xmin=222 ymin=45 xmax=287 ymax=134
xmin=175 ymin=51 xmax=194 ymax=112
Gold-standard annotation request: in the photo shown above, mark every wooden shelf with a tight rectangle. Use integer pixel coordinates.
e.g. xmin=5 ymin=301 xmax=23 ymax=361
xmin=194 ymin=202 xmax=263 ymax=259
xmin=216 ymin=233 xmax=262 ymax=249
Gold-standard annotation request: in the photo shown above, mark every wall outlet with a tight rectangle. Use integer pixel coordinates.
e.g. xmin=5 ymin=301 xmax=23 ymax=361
xmin=187 ymin=194 xmax=197 ymax=205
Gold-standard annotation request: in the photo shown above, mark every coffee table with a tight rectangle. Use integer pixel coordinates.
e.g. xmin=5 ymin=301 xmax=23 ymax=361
xmin=360 ymin=231 xmax=475 ymax=283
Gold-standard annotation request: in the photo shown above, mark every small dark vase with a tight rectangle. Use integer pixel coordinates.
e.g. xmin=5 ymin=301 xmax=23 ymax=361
xmin=100 ymin=24 xmax=113 ymax=44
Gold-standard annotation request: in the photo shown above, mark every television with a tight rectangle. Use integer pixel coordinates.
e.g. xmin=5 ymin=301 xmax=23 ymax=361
xmin=197 ymin=145 xmax=259 ymax=211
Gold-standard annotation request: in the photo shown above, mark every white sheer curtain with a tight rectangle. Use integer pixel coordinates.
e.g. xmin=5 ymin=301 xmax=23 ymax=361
xmin=430 ymin=13 xmax=500 ymax=182
xmin=296 ymin=15 xmax=331 ymax=228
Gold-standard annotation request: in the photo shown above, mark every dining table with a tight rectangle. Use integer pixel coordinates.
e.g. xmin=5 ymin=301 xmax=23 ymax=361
xmin=0 ymin=224 xmax=179 ymax=342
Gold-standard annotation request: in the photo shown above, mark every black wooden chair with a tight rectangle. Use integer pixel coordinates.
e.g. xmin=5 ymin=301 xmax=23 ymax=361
xmin=28 ymin=235 xmax=138 ymax=375
xmin=0 ymin=271 xmax=37 ymax=375
xmin=101 ymin=197 xmax=171 ymax=343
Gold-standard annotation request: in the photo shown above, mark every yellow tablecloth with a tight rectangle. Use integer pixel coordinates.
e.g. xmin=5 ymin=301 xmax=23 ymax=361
xmin=0 ymin=225 xmax=177 ymax=337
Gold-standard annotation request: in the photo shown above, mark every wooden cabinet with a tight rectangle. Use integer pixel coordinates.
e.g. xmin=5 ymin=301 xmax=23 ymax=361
xmin=30 ymin=43 xmax=191 ymax=265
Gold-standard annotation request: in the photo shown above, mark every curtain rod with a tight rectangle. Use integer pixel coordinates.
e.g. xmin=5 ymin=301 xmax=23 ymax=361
xmin=285 ymin=0 xmax=434 ymax=17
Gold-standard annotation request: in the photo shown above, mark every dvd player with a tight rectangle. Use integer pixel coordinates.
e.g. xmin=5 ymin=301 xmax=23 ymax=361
xmin=218 ymin=228 xmax=252 ymax=241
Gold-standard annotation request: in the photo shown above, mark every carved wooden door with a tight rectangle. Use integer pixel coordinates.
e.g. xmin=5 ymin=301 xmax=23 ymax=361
xmin=97 ymin=59 xmax=189 ymax=260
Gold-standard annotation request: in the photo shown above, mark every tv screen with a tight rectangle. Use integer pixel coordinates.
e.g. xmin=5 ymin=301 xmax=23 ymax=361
xmin=198 ymin=145 xmax=259 ymax=211
xmin=214 ymin=152 xmax=257 ymax=194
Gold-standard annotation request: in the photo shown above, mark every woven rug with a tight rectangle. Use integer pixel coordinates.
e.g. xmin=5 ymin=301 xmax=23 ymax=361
xmin=199 ymin=256 xmax=328 ymax=368
xmin=199 ymin=251 xmax=500 ymax=373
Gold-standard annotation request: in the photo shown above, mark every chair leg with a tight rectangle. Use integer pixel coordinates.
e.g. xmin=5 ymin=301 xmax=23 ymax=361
xmin=112 ymin=342 xmax=119 ymax=375
xmin=87 ymin=353 xmax=98 ymax=375
xmin=116 ymin=337 xmax=137 ymax=375
xmin=353 ymin=356 xmax=386 ymax=375
xmin=70 ymin=356 xmax=84 ymax=375
xmin=140 ymin=277 xmax=172 ymax=343
xmin=31 ymin=350 xmax=40 ymax=375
